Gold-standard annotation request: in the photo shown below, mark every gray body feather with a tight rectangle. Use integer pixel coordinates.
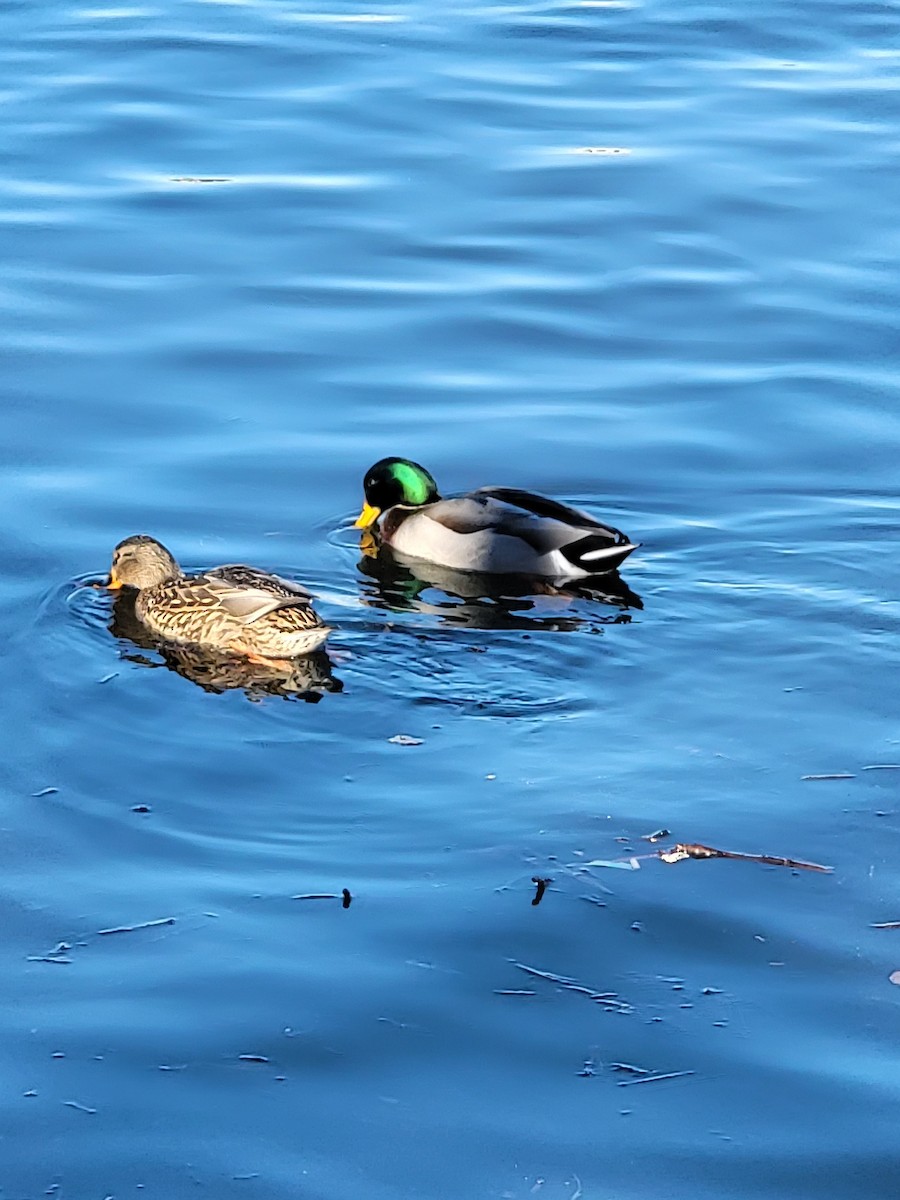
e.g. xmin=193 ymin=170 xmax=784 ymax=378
xmin=380 ymin=488 xmax=637 ymax=578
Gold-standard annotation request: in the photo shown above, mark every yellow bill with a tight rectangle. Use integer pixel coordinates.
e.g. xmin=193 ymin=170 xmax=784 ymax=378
xmin=107 ymin=569 xmax=124 ymax=590
xmin=358 ymin=529 xmax=379 ymax=558
xmin=354 ymin=503 xmax=381 ymax=530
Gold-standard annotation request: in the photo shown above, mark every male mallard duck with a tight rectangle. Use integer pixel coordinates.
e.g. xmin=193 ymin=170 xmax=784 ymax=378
xmin=107 ymin=535 xmax=330 ymax=659
xmin=354 ymin=458 xmax=638 ymax=577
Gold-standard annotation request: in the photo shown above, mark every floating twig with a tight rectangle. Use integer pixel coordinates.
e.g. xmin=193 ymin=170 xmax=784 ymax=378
xmin=493 ymin=989 xmax=536 ymax=996
xmin=871 ymin=921 xmax=900 ymax=930
xmin=531 ymin=877 xmax=551 ymax=906
xmin=63 ymin=1100 xmax=97 ymax=1113
xmin=510 ymin=960 xmax=631 ymax=1013
xmin=97 ymin=917 xmax=175 ymax=936
xmin=581 ymin=857 xmax=640 ymax=871
xmin=617 ymin=1069 xmax=695 ymax=1087
xmin=863 ymin=764 xmax=900 ymax=771
xmin=292 ymin=888 xmax=352 ymax=907
xmin=238 ymin=1054 xmax=269 ymax=1063
xmin=801 ymin=773 xmax=855 ymax=781
xmin=32 ymin=787 xmax=59 ymax=798
xmin=26 ymin=955 xmax=72 ymax=965
xmin=658 ymin=843 xmax=831 ymax=873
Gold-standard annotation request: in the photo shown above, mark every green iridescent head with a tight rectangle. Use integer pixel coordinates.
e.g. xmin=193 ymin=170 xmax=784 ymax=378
xmin=355 ymin=458 xmax=441 ymax=528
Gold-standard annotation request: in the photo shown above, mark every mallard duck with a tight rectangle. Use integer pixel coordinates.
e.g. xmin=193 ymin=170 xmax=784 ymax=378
xmin=354 ymin=458 xmax=638 ymax=577
xmin=106 ymin=535 xmax=330 ymax=659
xmin=109 ymin=590 xmax=341 ymax=699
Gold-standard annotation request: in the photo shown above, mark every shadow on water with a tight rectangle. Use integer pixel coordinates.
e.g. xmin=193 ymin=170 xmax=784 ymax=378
xmin=107 ymin=590 xmax=342 ymax=702
xmin=355 ymin=544 xmax=643 ymax=632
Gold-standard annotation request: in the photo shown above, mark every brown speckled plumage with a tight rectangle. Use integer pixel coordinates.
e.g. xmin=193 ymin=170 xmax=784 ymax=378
xmin=108 ymin=536 xmax=330 ymax=659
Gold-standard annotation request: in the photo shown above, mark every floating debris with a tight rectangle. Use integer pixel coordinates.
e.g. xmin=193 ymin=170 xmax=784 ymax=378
xmin=531 ymin=876 xmax=551 ymax=906
xmin=97 ymin=672 xmax=118 ymax=684
xmin=582 ymin=857 xmax=641 ymax=871
xmin=388 ymin=734 xmax=423 ymax=746
xmin=291 ymin=888 xmax=352 ymax=907
xmin=238 ymin=1054 xmax=269 ymax=1063
xmin=63 ymin=1100 xmax=96 ymax=1114
xmin=658 ymin=842 xmax=831 ymax=873
xmin=32 ymin=787 xmax=59 ymax=798
xmin=872 ymin=922 xmax=900 ymax=930
xmin=170 ymin=176 xmax=231 ymax=184
xmin=889 ymin=971 xmax=900 ymax=987
xmin=132 ymin=804 xmax=151 ymax=813
xmin=641 ymin=829 xmax=670 ymax=842
xmin=610 ymin=1062 xmax=651 ymax=1076
xmin=97 ymin=917 xmax=175 ymax=936
xmin=617 ymin=1069 xmax=695 ymax=1087
xmin=801 ymin=773 xmax=855 ymax=781
xmin=493 ymin=989 xmax=536 ymax=996
xmin=572 ymin=146 xmax=632 ymax=156
xmin=511 ymin=960 xmax=631 ymax=1013
xmin=862 ymin=764 xmax=900 ymax=771
xmin=26 ymin=955 xmax=72 ymax=965
xmin=576 ymin=1054 xmax=596 ymax=1078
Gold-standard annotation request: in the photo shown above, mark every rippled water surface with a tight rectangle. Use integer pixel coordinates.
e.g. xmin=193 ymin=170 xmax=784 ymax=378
xmin=3 ymin=0 xmax=900 ymax=1196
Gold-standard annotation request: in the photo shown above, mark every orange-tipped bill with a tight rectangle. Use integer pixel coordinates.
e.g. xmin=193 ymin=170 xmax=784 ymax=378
xmin=354 ymin=503 xmax=381 ymax=530
xmin=107 ymin=569 xmax=124 ymax=590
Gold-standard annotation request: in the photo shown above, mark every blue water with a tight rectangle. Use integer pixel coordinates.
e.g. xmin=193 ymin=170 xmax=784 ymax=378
xmin=3 ymin=0 xmax=900 ymax=1196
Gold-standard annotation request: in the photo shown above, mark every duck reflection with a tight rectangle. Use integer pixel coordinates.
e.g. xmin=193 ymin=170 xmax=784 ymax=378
xmin=109 ymin=592 xmax=341 ymax=701
xmin=356 ymin=545 xmax=642 ymax=631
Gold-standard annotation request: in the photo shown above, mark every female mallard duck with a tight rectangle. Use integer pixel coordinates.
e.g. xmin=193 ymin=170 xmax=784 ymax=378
xmin=107 ymin=535 xmax=330 ymax=659
xmin=354 ymin=458 xmax=638 ymax=578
